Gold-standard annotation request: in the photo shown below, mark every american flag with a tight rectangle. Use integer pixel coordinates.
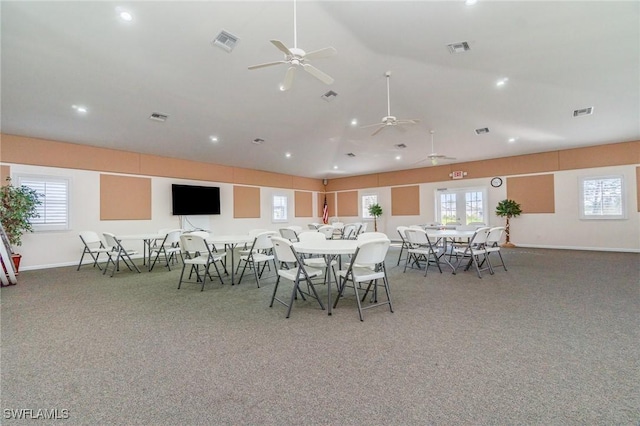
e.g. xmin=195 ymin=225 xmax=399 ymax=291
xmin=322 ymin=196 xmax=329 ymax=224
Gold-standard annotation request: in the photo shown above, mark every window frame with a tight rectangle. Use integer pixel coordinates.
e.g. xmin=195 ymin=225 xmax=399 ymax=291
xmin=271 ymin=194 xmax=289 ymax=223
xmin=435 ymin=186 xmax=487 ymax=225
xmin=361 ymin=193 xmax=378 ymax=220
xmin=14 ymin=174 xmax=71 ymax=232
xmin=578 ymin=175 xmax=626 ymax=220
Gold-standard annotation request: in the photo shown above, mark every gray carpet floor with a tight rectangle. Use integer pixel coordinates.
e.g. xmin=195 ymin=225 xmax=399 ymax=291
xmin=1 ymin=247 xmax=639 ymax=425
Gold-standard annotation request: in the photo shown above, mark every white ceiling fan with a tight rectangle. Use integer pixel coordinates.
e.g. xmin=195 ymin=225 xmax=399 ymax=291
xmin=418 ymin=130 xmax=456 ymax=165
xmin=360 ymin=71 xmax=420 ymax=136
xmin=247 ymin=0 xmax=336 ymax=91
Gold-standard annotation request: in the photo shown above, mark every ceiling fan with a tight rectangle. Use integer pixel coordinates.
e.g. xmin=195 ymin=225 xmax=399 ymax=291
xmin=247 ymin=0 xmax=336 ymax=91
xmin=419 ymin=130 xmax=456 ymax=165
xmin=361 ymin=71 xmax=420 ymax=136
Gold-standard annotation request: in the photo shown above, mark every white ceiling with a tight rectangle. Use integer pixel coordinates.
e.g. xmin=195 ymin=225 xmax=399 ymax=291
xmin=2 ymin=1 xmax=639 ymax=179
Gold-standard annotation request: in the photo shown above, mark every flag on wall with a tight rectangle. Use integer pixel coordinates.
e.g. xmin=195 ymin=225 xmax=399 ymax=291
xmin=322 ymin=196 xmax=329 ymax=224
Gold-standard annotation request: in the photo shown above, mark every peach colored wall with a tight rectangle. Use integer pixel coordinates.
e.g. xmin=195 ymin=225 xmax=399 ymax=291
xmin=391 ymin=186 xmax=420 ymax=215
xmin=233 ymin=186 xmax=260 ymax=218
xmin=100 ymin=174 xmax=152 ymax=220
xmin=559 ymin=141 xmax=639 ymax=170
xmin=507 ymin=174 xmax=555 ymax=214
xmin=294 ymin=191 xmax=313 ymax=217
xmin=0 ymin=134 xmax=323 ymax=191
xmin=637 ymin=167 xmax=640 ymax=212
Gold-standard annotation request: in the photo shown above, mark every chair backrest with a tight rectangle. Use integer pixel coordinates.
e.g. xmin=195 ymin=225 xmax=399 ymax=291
xmin=298 ymin=231 xmax=326 ymax=244
xmin=287 ymin=225 xmax=303 ymax=233
xmin=79 ymin=231 xmax=103 ymax=247
xmin=253 ymin=231 xmax=278 ymax=250
xmin=279 ymin=228 xmax=298 ymax=242
xmin=189 ymin=231 xmax=210 ymax=240
xmin=469 ymin=227 xmax=491 ymax=246
xmin=248 ymin=228 xmax=269 ymax=238
xmin=307 ymin=223 xmax=320 ymax=230
xmin=180 ymin=233 xmax=210 ymax=257
xmin=342 ymin=224 xmax=357 ymax=239
xmin=270 ymin=236 xmax=298 ymax=264
xmin=353 ymin=239 xmax=390 ymax=266
xmin=396 ymin=226 xmax=409 ymax=242
xmin=331 ymin=221 xmax=344 ymax=229
xmin=103 ymin=232 xmax=120 ymax=250
xmin=486 ymin=227 xmax=505 ymax=246
xmin=359 ymin=222 xmax=368 ymax=233
xmin=357 ymin=232 xmax=389 ymax=241
xmin=404 ymin=228 xmax=430 ymax=246
xmin=317 ymin=225 xmax=335 ymax=239
xmin=164 ymin=229 xmax=182 ymax=246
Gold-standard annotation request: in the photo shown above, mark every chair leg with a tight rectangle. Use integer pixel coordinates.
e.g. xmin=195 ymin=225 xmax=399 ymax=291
xmin=269 ymin=276 xmax=281 ymax=307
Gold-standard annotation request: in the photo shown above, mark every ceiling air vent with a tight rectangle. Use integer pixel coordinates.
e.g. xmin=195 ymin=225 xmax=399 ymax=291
xmin=447 ymin=41 xmax=470 ymax=54
xmin=394 ymin=143 xmax=407 ymax=149
xmin=212 ymin=30 xmax=239 ymax=53
xmin=321 ymin=90 xmax=338 ymax=102
xmin=252 ymin=138 xmax=265 ymax=145
xmin=346 ymin=152 xmax=356 ymax=157
xmin=573 ymin=107 xmax=594 ymax=117
xmin=475 ymin=127 xmax=490 ymax=135
xmin=149 ymin=112 xmax=168 ymax=122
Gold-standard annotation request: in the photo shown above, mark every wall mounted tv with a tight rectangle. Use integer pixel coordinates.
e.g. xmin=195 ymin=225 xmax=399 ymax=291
xmin=171 ymin=184 xmax=221 ymax=215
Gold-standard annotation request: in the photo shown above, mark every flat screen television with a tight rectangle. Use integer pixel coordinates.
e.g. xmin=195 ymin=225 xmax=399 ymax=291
xmin=171 ymin=184 xmax=221 ymax=215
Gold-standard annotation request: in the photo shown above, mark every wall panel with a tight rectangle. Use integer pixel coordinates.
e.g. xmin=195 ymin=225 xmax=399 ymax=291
xmin=233 ymin=186 xmax=260 ymax=218
xmin=391 ymin=186 xmax=420 ymax=215
xmin=233 ymin=168 xmax=293 ymax=189
xmin=507 ymin=174 xmax=555 ymax=213
xmin=295 ymin=191 xmax=313 ymax=217
xmin=326 ymin=174 xmax=378 ymax=192
xmin=293 ymin=176 xmax=324 ymax=192
xmin=337 ymin=191 xmax=358 ymax=217
xmin=140 ymin=154 xmax=233 ymax=182
xmin=100 ymin=174 xmax=151 ymax=220
xmin=559 ymin=141 xmax=639 ymax=170
xmin=379 ymin=167 xmax=449 ymax=187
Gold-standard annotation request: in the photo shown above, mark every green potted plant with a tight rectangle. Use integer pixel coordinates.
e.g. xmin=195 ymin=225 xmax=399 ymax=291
xmin=0 ymin=177 xmax=42 ymax=274
xmin=495 ymin=199 xmax=522 ymax=248
xmin=368 ymin=203 xmax=383 ymax=232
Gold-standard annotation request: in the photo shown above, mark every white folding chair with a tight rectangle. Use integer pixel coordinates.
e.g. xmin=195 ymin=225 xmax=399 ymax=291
xmin=269 ymin=236 xmax=326 ymax=318
xmin=484 ymin=226 xmax=507 ymax=273
xmin=237 ymin=231 xmax=277 ymax=287
xmin=149 ymin=229 xmax=183 ymax=271
xmin=396 ymin=226 xmax=411 ymax=266
xmin=317 ymin=225 xmax=335 ymax=239
xmin=77 ymin=231 xmax=111 ymax=271
xmin=298 ymin=231 xmax=337 ymax=286
xmin=403 ymin=228 xmax=443 ymax=276
xmin=334 ymin=238 xmax=393 ymax=321
xmin=178 ymin=233 xmax=226 ymax=291
xmin=279 ymin=228 xmax=299 ymax=242
xmin=102 ymin=232 xmax=140 ymax=277
xmin=452 ymin=227 xmax=491 ymax=278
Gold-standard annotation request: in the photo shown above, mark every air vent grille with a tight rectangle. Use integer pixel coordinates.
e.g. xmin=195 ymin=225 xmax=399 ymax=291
xmin=321 ymin=90 xmax=338 ymax=102
xmin=573 ymin=107 xmax=594 ymax=117
xmin=447 ymin=41 xmax=470 ymax=54
xmin=252 ymin=138 xmax=265 ymax=145
xmin=212 ymin=30 xmax=239 ymax=52
xmin=475 ymin=127 xmax=490 ymax=135
xmin=346 ymin=152 xmax=356 ymax=157
xmin=149 ymin=112 xmax=168 ymax=122
xmin=394 ymin=143 xmax=407 ymax=149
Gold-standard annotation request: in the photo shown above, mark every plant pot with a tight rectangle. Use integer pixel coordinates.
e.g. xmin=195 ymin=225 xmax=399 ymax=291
xmin=501 ymin=242 xmax=516 ymax=248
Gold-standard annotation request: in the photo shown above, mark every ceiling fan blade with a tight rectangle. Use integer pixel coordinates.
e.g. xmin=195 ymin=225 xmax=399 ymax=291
xmin=302 ymin=63 xmax=334 ymax=85
xmin=304 ymin=46 xmax=337 ymax=60
xmin=397 ymin=119 xmax=421 ymax=125
xmin=281 ymin=66 xmax=296 ymax=91
xmin=371 ymin=125 xmax=386 ymax=136
xmin=270 ymin=40 xmax=292 ymax=56
xmin=248 ymin=60 xmax=287 ymax=70
xmin=360 ymin=122 xmax=384 ymax=129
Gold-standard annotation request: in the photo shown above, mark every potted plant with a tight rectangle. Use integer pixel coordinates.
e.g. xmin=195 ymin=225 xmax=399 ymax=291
xmin=368 ymin=203 xmax=383 ymax=232
xmin=0 ymin=177 xmax=42 ymax=274
xmin=495 ymin=199 xmax=522 ymax=248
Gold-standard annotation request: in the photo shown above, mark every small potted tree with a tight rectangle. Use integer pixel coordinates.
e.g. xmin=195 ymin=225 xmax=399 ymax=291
xmin=368 ymin=203 xmax=383 ymax=232
xmin=495 ymin=199 xmax=522 ymax=248
xmin=0 ymin=177 xmax=41 ymax=274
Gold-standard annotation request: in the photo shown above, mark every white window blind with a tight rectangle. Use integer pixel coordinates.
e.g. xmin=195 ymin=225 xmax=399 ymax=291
xmin=16 ymin=175 xmax=70 ymax=231
xmin=579 ymin=175 xmax=625 ymax=220
xmin=362 ymin=194 xmax=378 ymax=219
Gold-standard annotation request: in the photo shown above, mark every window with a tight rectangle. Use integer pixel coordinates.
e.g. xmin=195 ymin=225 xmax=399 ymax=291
xmin=15 ymin=175 xmax=70 ymax=231
xmin=362 ymin=194 xmax=378 ymax=219
xmin=272 ymin=195 xmax=288 ymax=222
xmin=436 ymin=187 xmax=486 ymax=225
xmin=579 ymin=175 xmax=625 ymax=219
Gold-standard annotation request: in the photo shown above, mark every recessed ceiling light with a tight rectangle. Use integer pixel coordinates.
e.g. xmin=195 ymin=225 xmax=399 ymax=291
xmin=333 ymin=165 xmax=338 ymax=170
xmin=285 ymin=152 xmax=291 ymax=158
xmin=395 ymin=155 xmax=401 ymax=160
xmin=351 ymin=119 xmax=358 ymax=126
xmin=508 ymin=137 xmax=517 ymax=143
xmin=72 ymin=105 xmax=87 ymax=113
xmin=496 ymin=77 xmax=509 ymax=87
xmin=116 ymin=7 xmax=133 ymax=22
xmin=210 ymin=136 xmax=219 ymax=143
xmin=465 ymin=0 xmax=478 ymax=5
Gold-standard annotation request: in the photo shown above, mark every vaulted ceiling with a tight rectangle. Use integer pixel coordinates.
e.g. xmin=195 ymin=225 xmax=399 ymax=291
xmin=2 ymin=1 xmax=638 ymax=179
